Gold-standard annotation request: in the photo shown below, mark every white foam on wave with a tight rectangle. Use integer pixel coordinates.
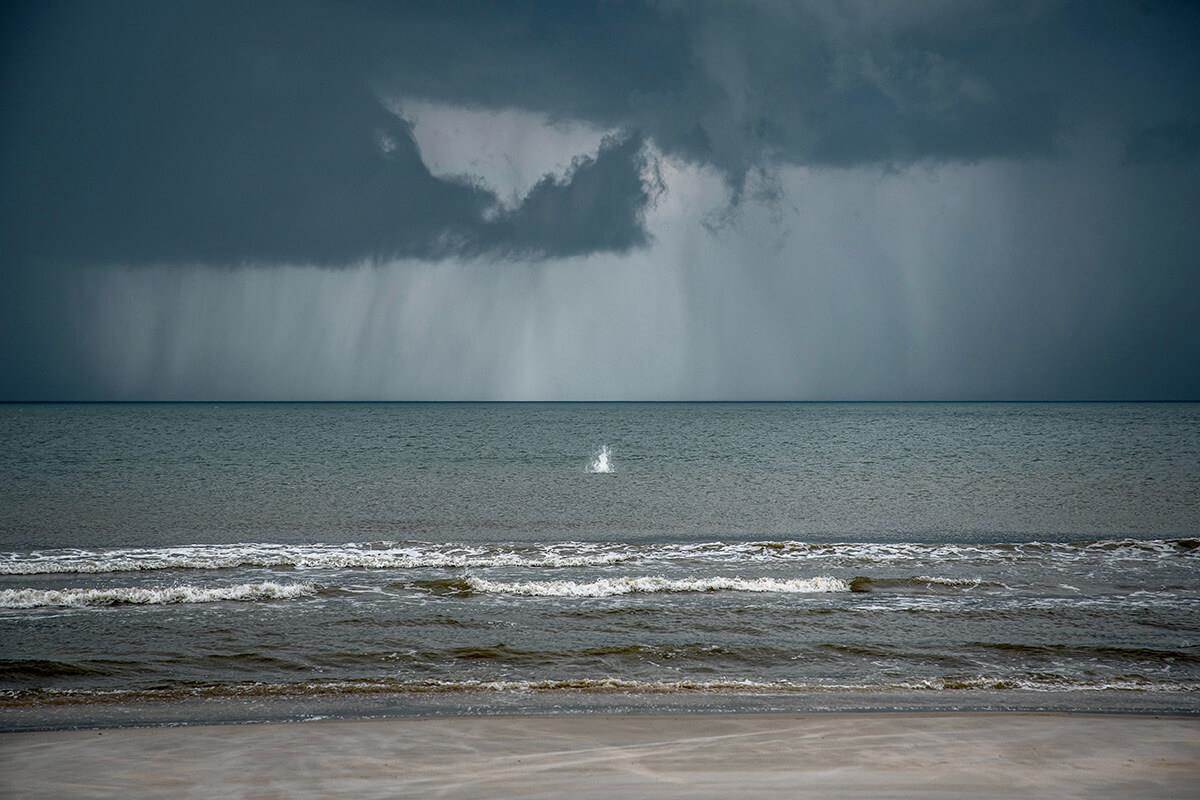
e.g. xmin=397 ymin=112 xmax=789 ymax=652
xmin=846 ymin=593 xmax=1200 ymax=614
xmin=0 ymin=581 xmax=318 ymax=609
xmin=0 ymin=537 xmax=1192 ymax=576
xmin=587 ymin=445 xmax=614 ymax=474
xmin=0 ymin=544 xmax=633 ymax=575
xmin=464 ymin=574 xmax=850 ymax=597
xmin=418 ymin=676 xmax=1200 ymax=694
xmin=747 ymin=539 xmax=1200 ymax=564
xmin=911 ymin=575 xmax=987 ymax=588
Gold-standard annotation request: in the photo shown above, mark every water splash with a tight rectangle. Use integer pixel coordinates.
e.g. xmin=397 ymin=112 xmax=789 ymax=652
xmin=587 ymin=445 xmax=614 ymax=474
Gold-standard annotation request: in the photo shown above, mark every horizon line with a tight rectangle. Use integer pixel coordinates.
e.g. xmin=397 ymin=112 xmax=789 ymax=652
xmin=2 ymin=399 xmax=1198 ymax=405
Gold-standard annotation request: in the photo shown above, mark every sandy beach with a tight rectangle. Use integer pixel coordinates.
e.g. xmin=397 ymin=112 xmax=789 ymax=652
xmin=2 ymin=712 xmax=1197 ymax=799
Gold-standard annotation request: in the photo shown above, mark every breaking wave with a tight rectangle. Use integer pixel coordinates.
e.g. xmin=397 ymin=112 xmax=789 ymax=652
xmin=746 ymin=538 xmax=1200 ymax=563
xmin=0 ymin=581 xmax=318 ymax=609
xmin=457 ymin=575 xmax=850 ymax=597
xmin=0 ymin=543 xmax=633 ymax=575
xmin=0 ymin=538 xmax=1193 ymax=577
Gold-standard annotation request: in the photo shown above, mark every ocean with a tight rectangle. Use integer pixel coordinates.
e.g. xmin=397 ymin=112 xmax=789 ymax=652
xmin=1 ymin=402 xmax=1198 ymax=728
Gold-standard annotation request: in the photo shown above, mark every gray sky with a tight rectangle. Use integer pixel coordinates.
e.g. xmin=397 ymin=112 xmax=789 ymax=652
xmin=2 ymin=0 xmax=1198 ymax=399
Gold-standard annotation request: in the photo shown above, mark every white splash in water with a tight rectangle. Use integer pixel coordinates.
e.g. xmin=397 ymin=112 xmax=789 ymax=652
xmin=588 ymin=445 xmax=614 ymax=474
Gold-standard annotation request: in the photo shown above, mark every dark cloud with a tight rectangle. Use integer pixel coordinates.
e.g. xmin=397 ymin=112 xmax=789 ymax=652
xmin=2 ymin=0 xmax=1200 ymax=401
xmin=1124 ymin=118 xmax=1200 ymax=164
xmin=485 ymin=133 xmax=662 ymax=259
xmin=0 ymin=1 xmax=655 ymax=268
xmin=374 ymin=1 xmax=1200 ymax=177
xmin=4 ymin=0 xmax=1199 ymax=270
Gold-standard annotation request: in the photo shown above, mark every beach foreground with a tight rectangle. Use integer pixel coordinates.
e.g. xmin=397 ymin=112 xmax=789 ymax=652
xmin=2 ymin=712 xmax=1197 ymax=799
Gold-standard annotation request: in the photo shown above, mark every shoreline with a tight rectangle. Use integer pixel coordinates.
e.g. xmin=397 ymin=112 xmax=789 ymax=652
xmin=3 ymin=711 xmax=1197 ymax=798
xmin=3 ymin=687 xmax=1197 ymax=733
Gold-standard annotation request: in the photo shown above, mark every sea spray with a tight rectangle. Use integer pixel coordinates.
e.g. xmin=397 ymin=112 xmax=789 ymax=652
xmin=587 ymin=445 xmax=614 ymax=474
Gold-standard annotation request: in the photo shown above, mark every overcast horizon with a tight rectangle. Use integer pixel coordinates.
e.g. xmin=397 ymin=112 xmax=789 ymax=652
xmin=3 ymin=1 xmax=1199 ymax=401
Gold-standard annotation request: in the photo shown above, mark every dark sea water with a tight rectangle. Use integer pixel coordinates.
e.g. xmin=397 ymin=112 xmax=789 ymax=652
xmin=1 ymin=403 xmax=1198 ymax=727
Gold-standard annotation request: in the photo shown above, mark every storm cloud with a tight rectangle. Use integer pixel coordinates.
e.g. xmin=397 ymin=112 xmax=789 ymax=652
xmin=5 ymin=0 xmax=1199 ymax=269
xmin=1 ymin=1 xmax=1199 ymax=399
xmin=2 ymin=1 xmax=663 ymax=267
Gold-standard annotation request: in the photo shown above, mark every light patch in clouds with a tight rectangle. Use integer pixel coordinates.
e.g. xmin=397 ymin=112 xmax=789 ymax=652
xmin=397 ymin=100 xmax=613 ymax=211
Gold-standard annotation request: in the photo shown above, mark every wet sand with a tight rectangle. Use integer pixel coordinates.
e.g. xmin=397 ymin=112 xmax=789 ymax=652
xmin=2 ymin=712 xmax=1197 ymax=799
